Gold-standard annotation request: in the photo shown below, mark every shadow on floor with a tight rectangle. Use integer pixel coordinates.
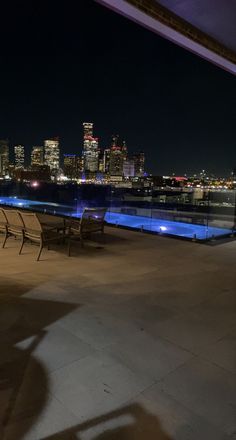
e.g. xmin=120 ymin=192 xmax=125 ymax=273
xmin=42 ymin=403 xmax=172 ymax=440
xmin=0 ymin=278 xmax=78 ymax=440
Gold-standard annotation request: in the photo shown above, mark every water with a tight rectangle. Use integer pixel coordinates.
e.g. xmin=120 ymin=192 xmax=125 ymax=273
xmin=0 ymin=196 xmax=233 ymax=241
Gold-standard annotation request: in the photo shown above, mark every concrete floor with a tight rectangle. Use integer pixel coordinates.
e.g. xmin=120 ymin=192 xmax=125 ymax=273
xmin=0 ymin=227 xmax=236 ymax=440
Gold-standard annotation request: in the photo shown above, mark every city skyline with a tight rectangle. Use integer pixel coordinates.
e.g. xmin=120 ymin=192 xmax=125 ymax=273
xmin=0 ymin=0 xmax=235 ymax=175
xmin=0 ymin=128 xmax=235 ymax=178
xmin=0 ymin=123 xmax=146 ymax=181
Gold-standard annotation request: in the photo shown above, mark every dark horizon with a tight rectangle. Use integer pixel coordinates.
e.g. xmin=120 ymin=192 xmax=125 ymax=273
xmin=0 ymin=0 xmax=235 ymax=176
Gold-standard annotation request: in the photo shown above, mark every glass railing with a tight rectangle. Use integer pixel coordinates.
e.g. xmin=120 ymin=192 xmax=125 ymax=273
xmin=0 ymin=181 xmax=235 ymax=241
xmin=107 ymin=186 xmax=235 ymax=240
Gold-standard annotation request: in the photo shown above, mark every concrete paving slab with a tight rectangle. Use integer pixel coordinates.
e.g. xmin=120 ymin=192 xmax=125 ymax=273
xmin=136 ymin=385 xmax=230 ymax=440
xmin=49 ymin=352 xmax=153 ymax=421
xmin=199 ymin=327 xmax=236 ymax=374
xmin=159 ymin=357 xmax=236 ymax=435
xmin=104 ymin=329 xmax=193 ymax=381
xmin=147 ymin=312 xmax=235 ymax=354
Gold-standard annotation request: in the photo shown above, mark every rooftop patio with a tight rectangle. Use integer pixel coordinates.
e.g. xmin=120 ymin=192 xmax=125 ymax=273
xmin=0 ymin=226 xmax=236 ymax=439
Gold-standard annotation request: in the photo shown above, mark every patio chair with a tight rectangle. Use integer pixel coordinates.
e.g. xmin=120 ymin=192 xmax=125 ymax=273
xmin=3 ymin=209 xmax=25 ymax=252
xmin=20 ymin=211 xmax=65 ymax=261
xmin=0 ymin=208 xmax=8 ymax=245
xmin=67 ymin=207 xmax=107 ymax=256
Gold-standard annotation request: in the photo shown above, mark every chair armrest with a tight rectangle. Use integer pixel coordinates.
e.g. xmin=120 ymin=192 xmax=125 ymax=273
xmin=41 ymin=222 xmax=65 ymax=231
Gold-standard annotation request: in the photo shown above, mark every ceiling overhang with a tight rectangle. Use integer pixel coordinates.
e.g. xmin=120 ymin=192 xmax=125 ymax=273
xmin=96 ymin=0 xmax=236 ymax=75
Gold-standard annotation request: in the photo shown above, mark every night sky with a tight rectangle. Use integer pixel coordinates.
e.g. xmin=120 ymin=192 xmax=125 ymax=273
xmin=0 ymin=0 xmax=235 ymax=175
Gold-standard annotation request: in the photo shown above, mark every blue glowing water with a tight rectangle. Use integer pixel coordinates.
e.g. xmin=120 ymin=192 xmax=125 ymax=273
xmin=0 ymin=196 xmax=233 ymax=241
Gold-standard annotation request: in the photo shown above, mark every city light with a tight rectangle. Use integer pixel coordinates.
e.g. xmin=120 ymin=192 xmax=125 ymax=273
xmin=31 ymin=181 xmax=39 ymax=187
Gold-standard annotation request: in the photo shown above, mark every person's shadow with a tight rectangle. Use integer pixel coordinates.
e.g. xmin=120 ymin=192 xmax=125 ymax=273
xmin=42 ymin=403 xmax=172 ymax=440
xmin=93 ymin=404 xmax=172 ymax=440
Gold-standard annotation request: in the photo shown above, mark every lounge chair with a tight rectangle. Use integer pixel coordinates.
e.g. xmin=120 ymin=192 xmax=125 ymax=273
xmin=0 ymin=208 xmax=8 ymax=245
xmin=20 ymin=212 xmax=65 ymax=261
xmin=67 ymin=207 xmax=107 ymax=256
xmin=3 ymin=209 xmax=25 ymax=252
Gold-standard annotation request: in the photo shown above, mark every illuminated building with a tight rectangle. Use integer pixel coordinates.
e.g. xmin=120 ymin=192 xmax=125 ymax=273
xmin=63 ymin=154 xmax=77 ymax=179
xmin=44 ymin=138 xmax=60 ymax=170
xmin=83 ymin=122 xmax=93 ymax=137
xmin=77 ymin=156 xmax=83 ymax=176
xmin=103 ymin=148 xmax=110 ymax=174
xmin=98 ymin=148 xmax=104 ymax=172
xmin=8 ymin=164 xmax=15 ymax=178
xmin=109 ymin=146 xmax=123 ymax=176
xmin=109 ymin=136 xmax=127 ymax=176
xmin=82 ymin=122 xmax=99 ymax=172
xmin=31 ymin=146 xmax=44 ymax=166
xmin=133 ymin=151 xmax=145 ymax=177
xmin=0 ymin=139 xmax=9 ymax=177
xmin=14 ymin=145 xmax=25 ymax=169
xmin=123 ymin=159 xmax=135 ymax=177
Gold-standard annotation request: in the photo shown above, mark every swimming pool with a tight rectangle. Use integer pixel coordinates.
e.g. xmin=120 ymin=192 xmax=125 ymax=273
xmin=0 ymin=196 xmax=234 ymax=241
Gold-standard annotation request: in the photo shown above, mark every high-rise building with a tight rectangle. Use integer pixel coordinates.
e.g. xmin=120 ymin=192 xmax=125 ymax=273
xmin=83 ymin=122 xmax=93 ymax=137
xmin=109 ymin=136 xmax=127 ymax=176
xmin=98 ymin=148 xmax=105 ymax=173
xmin=14 ymin=145 xmax=25 ymax=169
xmin=0 ymin=139 xmax=9 ymax=177
xmin=133 ymin=151 xmax=145 ymax=177
xmin=44 ymin=138 xmax=60 ymax=170
xmin=109 ymin=146 xmax=123 ymax=176
xmin=123 ymin=159 xmax=135 ymax=177
xmin=82 ymin=123 xmax=99 ymax=172
xmin=103 ymin=148 xmax=110 ymax=174
xmin=63 ymin=154 xmax=77 ymax=179
xmin=31 ymin=146 xmax=44 ymax=166
xmin=77 ymin=156 xmax=83 ymax=175
xmin=14 ymin=145 xmax=25 ymax=168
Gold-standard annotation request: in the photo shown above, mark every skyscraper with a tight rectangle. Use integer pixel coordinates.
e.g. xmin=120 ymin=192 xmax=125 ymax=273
xmin=77 ymin=156 xmax=83 ymax=176
xmin=123 ymin=159 xmax=135 ymax=177
xmin=31 ymin=146 xmax=44 ymax=166
xmin=44 ymin=138 xmax=60 ymax=170
xmin=63 ymin=154 xmax=77 ymax=179
xmin=82 ymin=122 xmax=99 ymax=173
xmin=133 ymin=151 xmax=145 ymax=177
xmin=109 ymin=136 xmax=127 ymax=176
xmin=103 ymin=148 xmax=111 ymax=174
xmin=14 ymin=145 xmax=25 ymax=168
xmin=83 ymin=122 xmax=93 ymax=138
xmin=98 ymin=148 xmax=105 ymax=173
xmin=0 ymin=139 xmax=9 ymax=177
